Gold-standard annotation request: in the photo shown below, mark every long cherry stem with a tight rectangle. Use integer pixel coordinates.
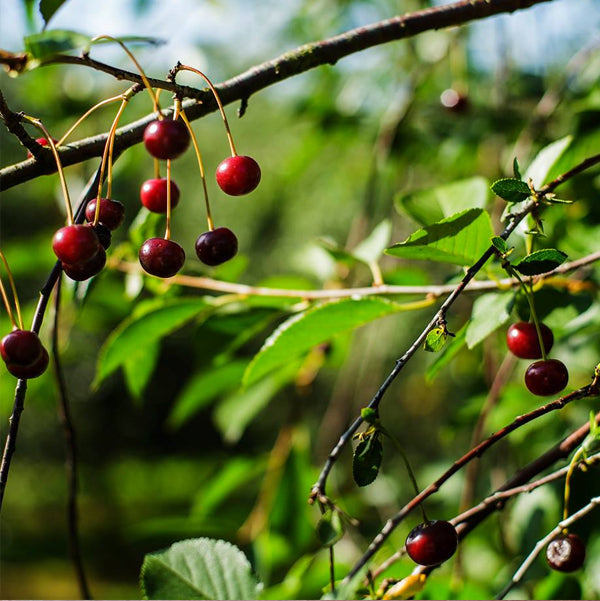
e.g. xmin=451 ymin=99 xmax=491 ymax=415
xmin=0 ymin=275 xmax=17 ymax=329
xmin=0 ymin=250 xmax=23 ymax=330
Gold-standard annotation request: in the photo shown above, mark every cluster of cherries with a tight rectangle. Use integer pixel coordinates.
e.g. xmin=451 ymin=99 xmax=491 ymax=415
xmin=506 ymin=321 xmax=569 ymax=396
xmin=138 ymin=118 xmax=260 ymax=278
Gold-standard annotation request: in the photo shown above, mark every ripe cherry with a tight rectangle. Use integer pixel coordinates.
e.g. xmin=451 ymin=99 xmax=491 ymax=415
xmin=52 ymin=224 xmax=100 ymax=265
xmin=507 ymin=322 xmax=554 ymax=359
xmin=143 ymin=119 xmax=190 ymax=160
xmin=1 ymin=329 xmax=44 ymax=365
xmin=62 ymin=247 xmax=107 ymax=281
xmin=140 ymin=178 xmax=180 ymax=213
xmin=546 ymin=533 xmax=586 ymax=572
xmin=6 ymin=347 xmax=49 ymax=379
xmin=92 ymin=224 xmax=112 ymax=250
xmin=85 ymin=198 xmax=125 ymax=230
xmin=216 ymin=155 xmax=261 ymax=196
xmin=139 ymin=238 xmax=185 ymax=278
xmin=525 ymin=359 xmax=569 ymax=396
xmin=195 ymin=227 xmax=238 ymax=266
xmin=26 ymin=137 xmax=57 ymax=158
xmin=405 ymin=520 xmax=458 ymax=566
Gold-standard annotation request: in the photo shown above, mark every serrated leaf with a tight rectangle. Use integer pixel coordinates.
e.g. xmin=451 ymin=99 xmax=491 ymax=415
xmin=95 ymin=298 xmax=208 ymax=387
xmin=385 ymin=208 xmax=494 ymax=266
xmin=24 ymin=30 xmax=92 ymax=59
xmin=490 ymin=178 xmax=531 ymax=203
xmin=514 ymin=249 xmax=568 ymax=276
xmin=140 ymin=537 xmax=260 ymax=600
xmin=466 ymin=293 xmax=513 ymax=349
xmin=317 ymin=510 xmax=345 ymax=548
xmin=424 ymin=327 xmax=447 ymax=352
xmin=39 ymin=0 xmax=68 ymax=27
xmin=243 ymin=297 xmax=415 ymax=387
xmin=353 ymin=433 xmax=383 ymax=487
xmin=491 ymin=236 xmax=509 ymax=254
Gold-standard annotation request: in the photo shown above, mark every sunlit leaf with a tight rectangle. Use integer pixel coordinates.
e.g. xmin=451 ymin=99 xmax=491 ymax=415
xmin=466 ymin=293 xmax=513 ymax=349
xmin=352 ymin=219 xmax=392 ymax=264
xmin=424 ymin=327 xmax=447 ymax=352
xmin=24 ymin=30 xmax=92 ymax=59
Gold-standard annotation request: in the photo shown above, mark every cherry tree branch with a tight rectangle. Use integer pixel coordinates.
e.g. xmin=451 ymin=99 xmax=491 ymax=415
xmin=1 ymin=0 xmax=557 ymax=190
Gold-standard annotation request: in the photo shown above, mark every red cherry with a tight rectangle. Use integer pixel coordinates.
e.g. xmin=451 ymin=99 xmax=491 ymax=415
xmin=52 ymin=224 xmax=100 ymax=265
xmin=27 ymin=137 xmax=58 ymax=158
xmin=140 ymin=178 xmax=181 ymax=213
xmin=62 ymin=247 xmax=107 ymax=281
xmin=143 ymin=119 xmax=190 ymax=160
xmin=506 ymin=322 xmax=554 ymax=359
xmin=6 ymin=347 xmax=49 ymax=379
xmin=405 ymin=520 xmax=458 ymax=566
xmin=216 ymin=155 xmax=261 ymax=196
xmin=524 ymin=359 xmax=569 ymax=396
xmin=92 ymin=224 xmax=112 ymax=250
xmin=195 ymin=227 xmax=238 ymax=266
xmin=546 ymin=533 xmax=586 ymax=572
xmin=1 ymin=329 xmax=44 ymax=365
xmin=138 ymin=238 xmax=185 ymax=278
xmin=85 ymin=198 xmax=125 ymax=230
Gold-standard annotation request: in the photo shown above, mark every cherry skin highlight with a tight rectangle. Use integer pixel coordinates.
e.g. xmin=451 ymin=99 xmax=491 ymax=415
xmin=195 ymin=227 xmax=238 ymax=266
xmin=405 ymin=520 xmax=458 ymax=566
xmin=140 ymin=178 xmax=180 ymax=213
xmin=52 ymin=224 xmax=100 ymax=265
xmin=138 ymin=238 xmax=185 ymax=278
xmin=62 ymin=247 xmax=107 ymax=281
xmin=507 ymin=322 xmax=554 ymax=359
xmin=524 ymin=359 xmax=569 ymax=396
xmin=546 ymin=533 xmax=586 ymax=572
xmin=85 ymin=198 xmax=125 ymax=230
xmin=6 ymin=347 xmax=49 ymax=379
xmin=1 ymin=329 xmax=44 ymax=365
xmin=143 ymin=119 xmax=190 ymax=160
xmin=216 ymin=155 xmax=261 ymax=196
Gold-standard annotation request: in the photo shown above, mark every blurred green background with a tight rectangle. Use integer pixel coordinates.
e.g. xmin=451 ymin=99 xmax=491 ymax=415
xmin=1 ymin=0 xmax=600 ymax=599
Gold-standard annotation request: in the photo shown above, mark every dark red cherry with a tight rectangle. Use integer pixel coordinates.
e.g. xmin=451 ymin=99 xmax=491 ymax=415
xmin=405 ymin=520 xmax=458 ymax=566
xmin=525 ymin=359 xmax=569 ymax=396
xmin=1 ymin=329 xmax=44 ymax=365
xmin=216 ymin=155 xmax=261 ymax=196
xmin=195 ymin=227 xmax=238 ymax=266
xmin=52 ymin=224 xmax=100 ymax=265
xmin=6 ymin=347 xmax=49 ymax=379
xmin=546 ymin=533 xmax=586 ymax=572
xmin=92 ymin=224 xmax=112 ymax=250
xmin=143 ymin=119 xmax=190 ymax=160
xmin=140 ymin=178 xmax=180 ymax=213
xmin=507 ymin=322 xmax=554 ymax=359
xmin=62 ymin=247 xmax=106 ymax=281
xmin=85 ymin=198 xmax=125 ymax=230
xmin=139 ymin=238 xmax=185 ymax=278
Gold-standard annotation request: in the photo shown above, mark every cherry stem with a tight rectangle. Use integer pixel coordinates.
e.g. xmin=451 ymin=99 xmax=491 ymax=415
xmin=91 ymin=35 xmax=161 ymax=117
xmin=172 ymin=64 xmax=238 ymax=157
xmin=0 ymin=274 xmax=17 ymax=329
xmin=153 ymin=158 xmax=161 ymax=180
xmin=165 ymin=158 xmax=172 ymax=240
xmin=0 ymin=250 xmax=23 ymax=330
xmin=23 ymin=116 xmax=73 ymax=225
xmin=562 ymin=446 xmax=584 ymax=524
xmin=178 ymin=107 xmax=214 ymax=231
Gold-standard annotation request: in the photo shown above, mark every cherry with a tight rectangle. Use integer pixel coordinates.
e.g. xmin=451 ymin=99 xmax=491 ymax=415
xmin=27 ymin=137 xmax=57 ymax=158
xmin=62 ymin=247 xmax=106 ymax=281
xmin=525 ymin=359 xmax=569 ymax=396
xmin=506 ymin=322 xmax=554 ymax=359
xmin=405 ymin=520 xmax=458 ymax=566
xmin=52 ymin=224 xmax=100 ymax=265
xmin=216 ymin=155 xmax=261 ymax=196
xmin=139 ymin=238 xmax=185 ymax=278
xmin=143 ymin=119 xmax=190 ymax=160
xmin=6 ymin=347 xmax=49 ymax=379
xmin=85 ymin=198 xmax=125 ymax=230
xmin=92 ymin=224 xmax=112 ymax=250
xmin=140 ymin=178 xmax=181 ymax=213
xmin=1 ymin=329 xmax=44 ymax=365
xmin=195 ymin=227 xmax=238 ymax=266
xmin=546 ymin=533 xmax=586 ymax=572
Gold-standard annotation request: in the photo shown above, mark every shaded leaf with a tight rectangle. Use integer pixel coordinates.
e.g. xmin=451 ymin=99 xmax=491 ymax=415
xmin=490 ymin=178 xmax=530 ymax=203
xmin=140 ymin=537 xmax=260 ymax=600
xmin=123 ymin=342 xmax=159 ymax=402
xmin=24 ymin=30 xmax=92 ymax=59
xmin=317 ymin=510 xmax=345 ymax=548
xmin=386 ymin=208 xmax=494 ymax=266
xmin=514 ymin=249 xmax=568 ymax=276
xmin=466 ymin=293 xmax=513 ymax=349
xmin=513 ymin=157 xmax=522 ymax=180
xmin=353 ymin=433 xmax=383 ymax=487
xmin=39 ymin=0 xmax=68 ymax=27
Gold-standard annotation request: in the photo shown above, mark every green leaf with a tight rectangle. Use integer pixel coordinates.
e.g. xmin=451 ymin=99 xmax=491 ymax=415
xmin=524 ymin=136 xmax=572 ymax=187
xmin=466 ymin=293 xmax=514 ymax=349
xmin=243 ymin=298 xmax=414 ymax=387
xmin=123 ymin=342 xmax=159 ymax=402
xmin=39 ymin=0 xmax=68 ymax=27
xmin=352 ymin=433 xmax=383 ymax=487
xmin=385 ymin=208 xmax=494 ymax=266
xmin=140 ymin=537 xmax=260 ymax=600
xmin=95 ymin=298 xmax=208 ymax=387
xmin=424 ymin=327 xmax=447 ymax=352
xmin=360 ymin=407 xmax=378 ymax=424
xmin=352 ymin=219 xmax=392 ymax=264
xmin=514 ymin=249 xmax=568 ymax=276
xmin=90 ymin=35 xmax=164 ymax=47
xmin=426 ymin=323 xmax=468 ymax=383
xmin=491 ymin=236 xmax=509 ymax=255
xmin=395 ymin=177 xmax=490 ymax=226
xmin=513 ymin=157 xmax=522 ymax=180
xmin=167 ymin=361 xmax=248 ymax=430
xmin=490 ymin=178 xmax=531 ymax=203
xmin=316 ymin=510 xmax=345 ymax=548
xmin=24 ymin=30 xmax=92 ymax=59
